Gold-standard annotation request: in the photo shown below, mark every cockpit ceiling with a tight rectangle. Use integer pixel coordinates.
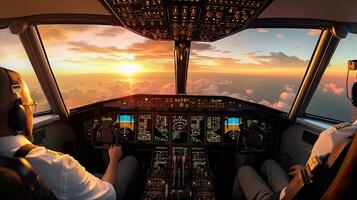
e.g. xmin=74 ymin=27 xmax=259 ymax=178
xmin=0 ymin=0 xmax=110 ymax=19
xmin=0 ymin=0 xmax=356 ymax=34
xmin=102 ymin=0 xmax=270 ymax=41
xmin=259 ymin=0 xmax=357 ymax=23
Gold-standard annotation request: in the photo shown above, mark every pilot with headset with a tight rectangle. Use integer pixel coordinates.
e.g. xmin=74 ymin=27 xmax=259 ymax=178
xmin=233 ymin=60 xmax=357 ymax=200
xmin=0 ymin=67 xmax=138 ymax=200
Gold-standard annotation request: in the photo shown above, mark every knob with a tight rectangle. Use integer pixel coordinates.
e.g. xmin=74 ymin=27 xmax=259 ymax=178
xmin=216 ymin=11 xmax=223 ymax=19
xmin=206 ymin=11 xmax=213 ymax=17
xmin=234 ymin=12 xmax=241 ymax=19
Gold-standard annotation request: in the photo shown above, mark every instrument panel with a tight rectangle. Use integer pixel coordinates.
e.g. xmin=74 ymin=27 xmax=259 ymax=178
xmin=84 ymin=95 xmax=274 ymax=147
xmin=84 ymin=113 xmax=272 ymax=145
xmin=86 ymin=114 xmax=246 ymax=144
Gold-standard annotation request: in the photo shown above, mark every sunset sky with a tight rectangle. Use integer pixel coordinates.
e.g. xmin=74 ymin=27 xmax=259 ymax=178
xmin=0 ymin=25 xmax=356 ymax=121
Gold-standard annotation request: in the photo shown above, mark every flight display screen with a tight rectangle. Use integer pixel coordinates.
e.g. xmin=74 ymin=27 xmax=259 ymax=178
xmin=190 ymin=116 xmax=204 ymax=143
xmin=137 ymin=114 xmax=152 ymax=141
xmin=171 ymin=115 xmax=188 ymax=143
xmin=154 ymin=115 xmax=169 ymax=142
xmin=224 ymin=117 xmax=241 ymax=142
xmin=116 ymin=114 xmax=135 ymax=141
xmin=206 ymin=116 xmax=221 ymax=142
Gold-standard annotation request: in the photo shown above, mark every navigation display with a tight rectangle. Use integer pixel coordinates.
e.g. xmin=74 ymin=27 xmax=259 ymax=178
xmin=154 ymin=115 xmax=169 ymax=142
xmin=137 ymin=114 xmax=152 ymax=141
xmin=171 ymin=115 xmax=188 ymax=143
xmin=206 ymin=116 xmax=221 ymax=142
xmin=190 ymin=116 xmax=204 ymax=143
xmin=116 ymin=114 xmax=135 ymax=141
xmin=224 ymin=117 xmax=241 ymax=142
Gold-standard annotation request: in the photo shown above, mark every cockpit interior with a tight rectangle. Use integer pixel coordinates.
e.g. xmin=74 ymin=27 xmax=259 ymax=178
xmin=0 ymin=0 xmax=356 ymax=199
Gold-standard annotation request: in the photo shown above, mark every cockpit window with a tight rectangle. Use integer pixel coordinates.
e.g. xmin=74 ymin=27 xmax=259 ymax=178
xmin=188 ymin=28 xmax=321 ymax=112
xmin=37 ymin=25 xmax=174 ymax=110
xmin=306 ymin=33 xmax=357 ymax=122
xmin=0 ymin=28 xmax=51 ymax=114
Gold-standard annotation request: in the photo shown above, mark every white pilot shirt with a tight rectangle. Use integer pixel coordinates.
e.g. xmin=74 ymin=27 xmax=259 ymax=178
xmin=0 ymin=135 xmax=116 ymax=200
xmin=280 ymin=120 xmax=357 ymax=199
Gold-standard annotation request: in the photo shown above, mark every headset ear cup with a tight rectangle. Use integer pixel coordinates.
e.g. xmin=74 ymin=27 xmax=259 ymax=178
xmin=352 ymin=82 xmax=357 ymax=107
xmin=9 ymin=104 xmax=26 ymax=134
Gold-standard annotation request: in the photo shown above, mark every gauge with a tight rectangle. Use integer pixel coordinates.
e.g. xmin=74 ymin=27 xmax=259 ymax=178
xmin=171 ymin=115 xmax=188 ymax=143
xmin=154 ymin=115 xmax=169 ymax=142
xmin=206 ymin=116 xmax=221 ymax=143
xmin=190 ymin=116 xmax=204 ymax=143
xmin=137 ymin=114 xmax=152 ymax=141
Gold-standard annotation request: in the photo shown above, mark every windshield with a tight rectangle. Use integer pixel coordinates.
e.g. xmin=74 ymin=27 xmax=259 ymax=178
xmin=38 ymin=25 xmax=321 ymax=112
xmin=38 ymin=25 xmax=174 ymax=109
xmin=188 ymin=28 xmax=321 ymax=112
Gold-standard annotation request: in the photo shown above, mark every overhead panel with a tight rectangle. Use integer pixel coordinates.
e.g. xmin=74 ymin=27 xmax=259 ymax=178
xmin=102 ymin=0 xmax=271 ymax=41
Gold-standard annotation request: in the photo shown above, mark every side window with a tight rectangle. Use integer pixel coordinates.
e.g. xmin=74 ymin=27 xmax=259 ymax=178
xmin=306 ymin=33 xmax=357 ymax=121
xmin=0 ymin=28 xmax=51 ymax=113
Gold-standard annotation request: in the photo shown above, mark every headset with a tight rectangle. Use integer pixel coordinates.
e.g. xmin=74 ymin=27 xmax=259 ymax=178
xmin=0 ymin=68 xmax=27 ymax=134
xmin=346 ymin=60 xmax=357 ymax=107
xmin=351 ymin=82 xmax=357 ymax=107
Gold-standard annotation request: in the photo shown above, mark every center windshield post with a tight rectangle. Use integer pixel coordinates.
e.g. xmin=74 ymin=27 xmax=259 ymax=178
xmin=174 ymin=40 xmax=191 ymax=95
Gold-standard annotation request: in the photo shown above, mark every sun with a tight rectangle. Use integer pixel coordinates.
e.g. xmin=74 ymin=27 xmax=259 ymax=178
xmin=118 ymin=62 xmax=142 ymax=75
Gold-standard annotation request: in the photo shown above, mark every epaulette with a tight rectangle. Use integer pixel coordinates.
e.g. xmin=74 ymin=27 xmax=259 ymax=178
xmin=332 ymin=122 xmax=352 ymax=130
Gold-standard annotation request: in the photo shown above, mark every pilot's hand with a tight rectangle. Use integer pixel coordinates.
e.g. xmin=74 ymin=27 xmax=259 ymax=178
xmin=108 ymin=145 xmax=122 ymax=163
xmin=288 ymin=164 xmax=304 ymax=177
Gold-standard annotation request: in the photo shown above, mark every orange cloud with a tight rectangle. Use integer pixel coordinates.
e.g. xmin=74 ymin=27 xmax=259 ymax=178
xmin=63 ymin=39 xmax=174 ymax=72
xmin=95 ymin=26 xmax=129 ymax=37
xmin=38 ymin=25 xmax=93 ymax=44
xmin=67 ymin=39 xmax=173 ymax=60
xmin=189 ymin=51 xmax=309 ymax=76
xmin=245 ymin=89 xmax=254 ymax=95
xmin=241 ymin=51 xmax=308 ymax=66
xmin=68 ymin=41 xmax=121 ymax=54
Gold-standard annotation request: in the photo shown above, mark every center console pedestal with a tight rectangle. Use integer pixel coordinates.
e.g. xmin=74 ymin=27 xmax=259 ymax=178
xmin=144 ymin=146 xmax=216 ymax=200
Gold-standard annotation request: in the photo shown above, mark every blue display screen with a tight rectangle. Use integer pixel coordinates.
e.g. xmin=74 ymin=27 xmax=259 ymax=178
xmin=117 ymin=114 xmax=134 ymax=123
xmin=225 ymin=117 xmax=240 ymax=126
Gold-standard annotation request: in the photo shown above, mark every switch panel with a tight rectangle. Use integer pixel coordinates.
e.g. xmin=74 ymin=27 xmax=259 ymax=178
xmin=102 ymin=0 xmax=271 ymax=41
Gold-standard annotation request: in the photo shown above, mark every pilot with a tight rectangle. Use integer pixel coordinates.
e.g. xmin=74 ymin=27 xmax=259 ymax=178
xmin=0 ymin=67 xmax=138 ymax=200
xmin=233 ymin=90 xmax=357 ymax=199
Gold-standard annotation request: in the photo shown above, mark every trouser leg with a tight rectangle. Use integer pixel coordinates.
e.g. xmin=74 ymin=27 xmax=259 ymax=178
xmin=260 ymin=159 xmax=290 ymax=193
xmin=232 ymin=171 xmax=243 ymax=200
xmin=235 ymin=166 xmax=274 ymax=200
xmin=115 ymin=156 xmax=138 ymax=200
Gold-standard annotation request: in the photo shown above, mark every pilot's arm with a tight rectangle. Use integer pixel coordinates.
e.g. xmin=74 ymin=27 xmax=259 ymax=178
xmin=307 ymin=121 xmax=357 ymax=163
xmin=102 ymin=146 xmax=123 ymax=187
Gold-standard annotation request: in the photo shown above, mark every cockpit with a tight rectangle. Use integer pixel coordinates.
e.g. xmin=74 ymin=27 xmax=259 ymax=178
xmin=0 ymin=0 xmax=356 ymax=199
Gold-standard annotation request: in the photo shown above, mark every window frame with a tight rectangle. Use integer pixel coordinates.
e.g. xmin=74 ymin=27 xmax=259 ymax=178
xmin=302 ymin=32 xmax=357 ymax=122
xmin=0 ymin=26 xmax=53 ymax=115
